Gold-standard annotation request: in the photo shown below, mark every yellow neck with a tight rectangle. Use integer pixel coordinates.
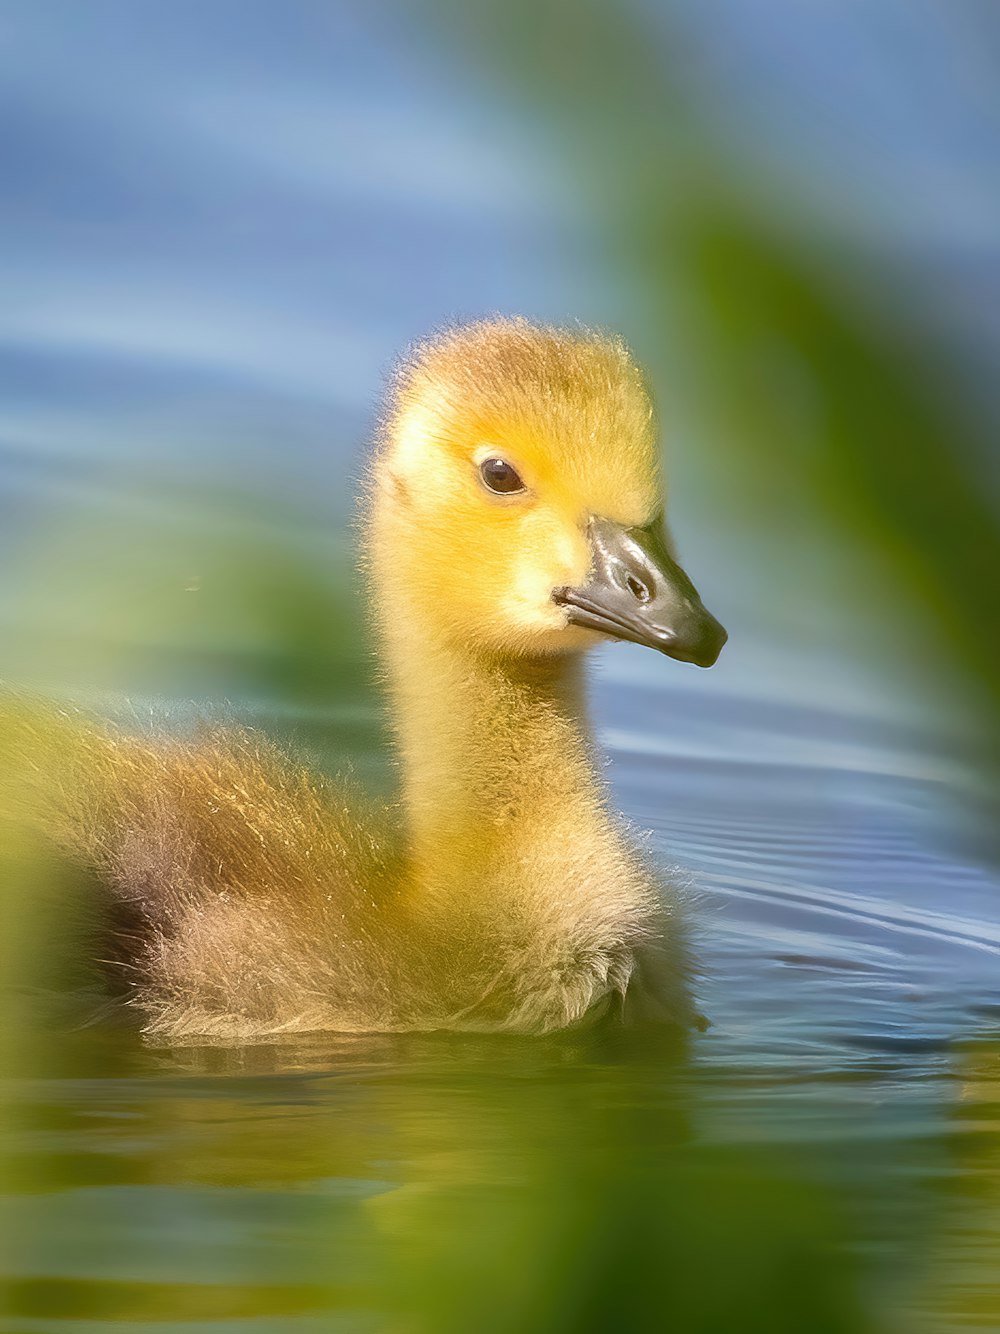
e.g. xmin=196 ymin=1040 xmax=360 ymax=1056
xmin=382 ymin=629 xmax=605 ymax=882
xmin=365 ymin=483 xmax=668 ymax=1031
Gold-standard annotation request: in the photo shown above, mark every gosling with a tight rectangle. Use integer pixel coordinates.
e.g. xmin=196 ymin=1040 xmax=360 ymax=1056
xmin=10 ymin=318 xmax=726 ymax=1040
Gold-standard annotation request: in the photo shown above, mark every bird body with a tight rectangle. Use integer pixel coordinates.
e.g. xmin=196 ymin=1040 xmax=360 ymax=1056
xmin=3 ymin=319 xmax=725 ymax=1040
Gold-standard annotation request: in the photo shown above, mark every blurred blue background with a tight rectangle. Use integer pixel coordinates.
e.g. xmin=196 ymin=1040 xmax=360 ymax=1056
xmin=2 ymin=0 xmax=997 ymax=737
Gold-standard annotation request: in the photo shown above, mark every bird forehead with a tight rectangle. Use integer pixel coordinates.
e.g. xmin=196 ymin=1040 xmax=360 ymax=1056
xmin=391 ymin=401 xmax=660 ymax=527
xmin=517 ymin=426 xmax=662 ymax=525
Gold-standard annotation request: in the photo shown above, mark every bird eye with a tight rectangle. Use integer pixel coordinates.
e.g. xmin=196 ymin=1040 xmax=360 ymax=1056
xmin=479 ymin=456 xmax=526 ymax=495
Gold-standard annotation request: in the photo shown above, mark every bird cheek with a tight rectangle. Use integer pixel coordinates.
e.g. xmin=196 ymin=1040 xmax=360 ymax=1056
xmin=508 ymin=522 xmax=588 ymax=626
xmin=550 ymin=524 xmax=592 ymax=592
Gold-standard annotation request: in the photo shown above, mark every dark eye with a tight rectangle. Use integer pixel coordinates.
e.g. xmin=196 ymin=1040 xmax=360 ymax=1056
xmin=479 ymin=456 xmax=526 ymax=495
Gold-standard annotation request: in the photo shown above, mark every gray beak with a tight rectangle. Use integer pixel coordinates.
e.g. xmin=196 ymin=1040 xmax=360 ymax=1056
xmin=552 ymin=517 xmax=727 ymax=668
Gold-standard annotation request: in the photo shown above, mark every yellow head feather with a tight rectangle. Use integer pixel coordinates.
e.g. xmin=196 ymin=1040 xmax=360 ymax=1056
xmin=371 ymin=317 xmax=662 ymax=657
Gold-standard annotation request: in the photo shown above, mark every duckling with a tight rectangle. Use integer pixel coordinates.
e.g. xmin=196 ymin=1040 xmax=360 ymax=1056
xmin=8 ymin=318 xmax=726 ymax=1040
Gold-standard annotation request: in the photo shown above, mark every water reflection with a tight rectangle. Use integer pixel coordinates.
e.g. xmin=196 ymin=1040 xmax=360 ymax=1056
xmin=3 ymin=1026 xmax=900 ymax=1332
xmin=911 ymin=1039 xmax=1000 ymax=1331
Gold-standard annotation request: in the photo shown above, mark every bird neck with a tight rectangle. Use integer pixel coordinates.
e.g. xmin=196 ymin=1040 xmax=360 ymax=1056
xmin=380 ymin=629 xmax=607 ymax=883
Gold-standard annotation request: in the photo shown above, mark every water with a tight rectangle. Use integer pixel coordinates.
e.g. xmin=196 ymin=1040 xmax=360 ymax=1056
xmin=1 ymin=3 xmax=998 ymax=1328
xmin=2 ymin=659 xmax=998 ymax=1330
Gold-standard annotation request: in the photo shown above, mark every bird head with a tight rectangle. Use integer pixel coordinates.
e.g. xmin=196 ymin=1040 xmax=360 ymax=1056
xmin=370 ymin=318 xmax=726 ymax=668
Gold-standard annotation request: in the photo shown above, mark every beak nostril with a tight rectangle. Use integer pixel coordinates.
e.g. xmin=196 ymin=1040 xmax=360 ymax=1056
xmin=625 ymin=574 xmax=651 ymax=604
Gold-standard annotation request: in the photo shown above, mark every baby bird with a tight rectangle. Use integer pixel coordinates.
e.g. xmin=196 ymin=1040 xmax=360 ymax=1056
xmin=11 ymin=318 xmax=726 ymax=1040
